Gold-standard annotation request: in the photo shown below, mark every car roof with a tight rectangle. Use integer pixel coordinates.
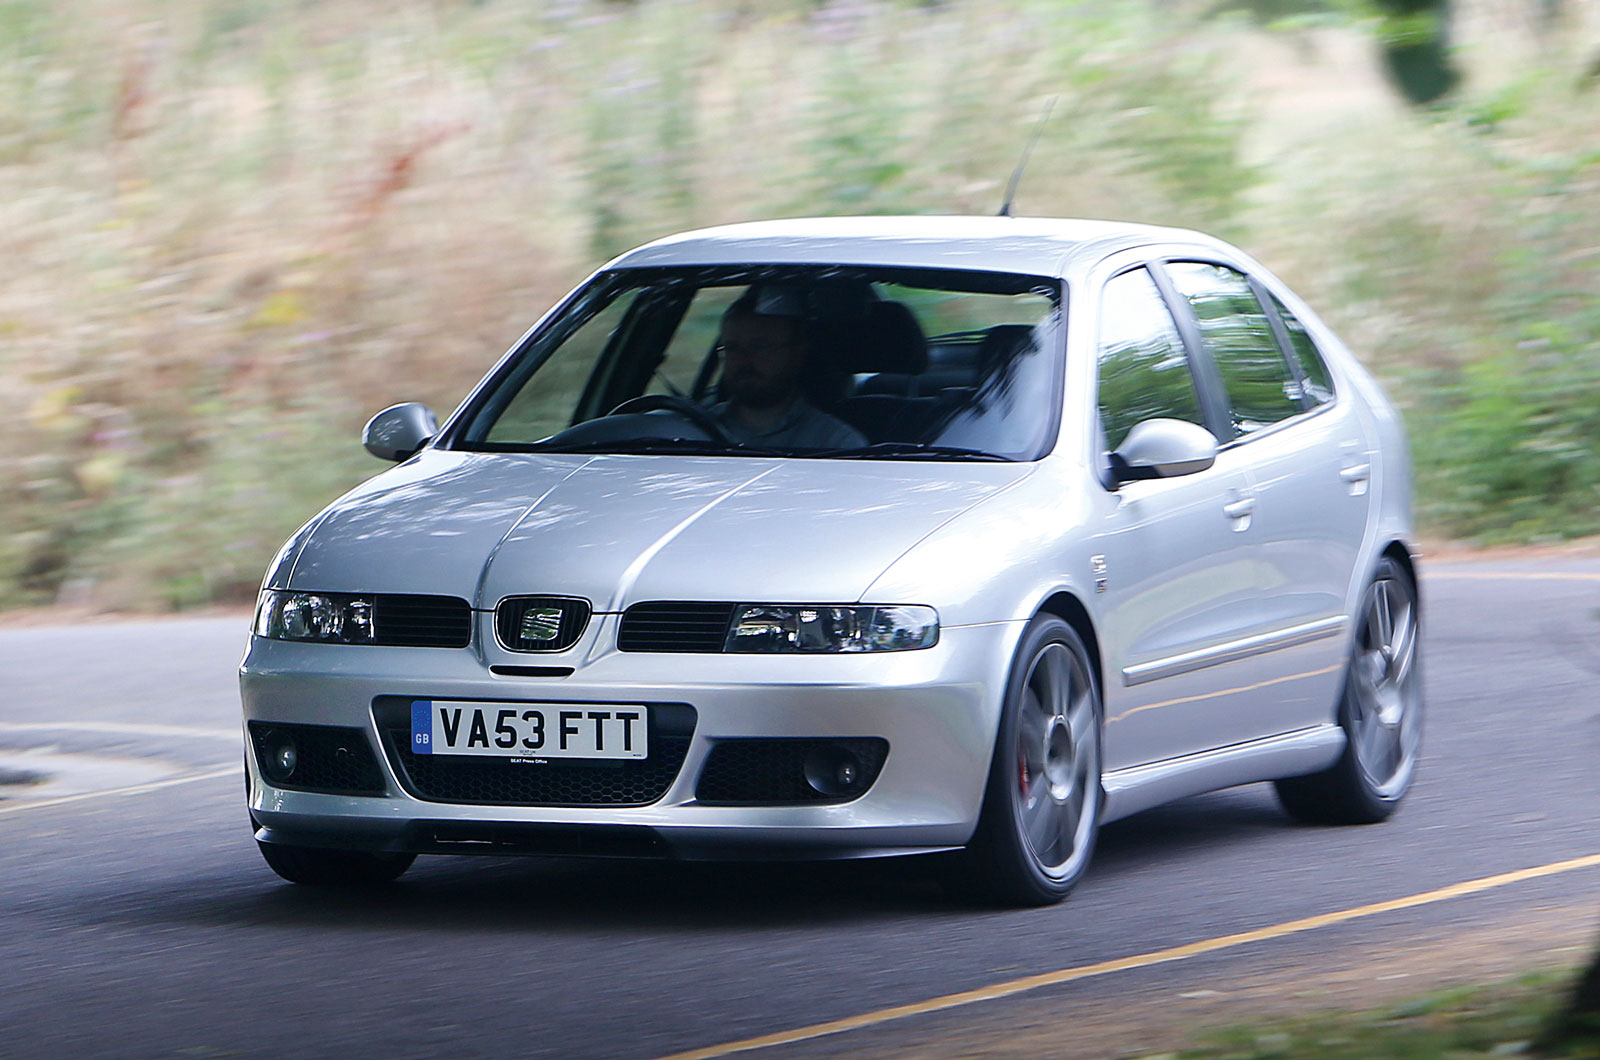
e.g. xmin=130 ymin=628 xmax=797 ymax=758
xmin=604 ymin=216 xmax=1227 ymax=277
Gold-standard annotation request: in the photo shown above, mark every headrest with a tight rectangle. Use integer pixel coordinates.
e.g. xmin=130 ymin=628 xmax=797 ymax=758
xmin=976 ymin=324 xmax=1037 ymax=376
xmin=848 ymin=301 xmax=929 ymax=375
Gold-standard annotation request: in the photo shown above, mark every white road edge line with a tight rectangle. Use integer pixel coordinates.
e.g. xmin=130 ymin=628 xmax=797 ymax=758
xmin=0 ymin=721 xmax=240 ymax=740
xmin=1428 ymin=569 xmax=1600 ymax=582
xmin=0 ymin=763 xmax=240 ymax=816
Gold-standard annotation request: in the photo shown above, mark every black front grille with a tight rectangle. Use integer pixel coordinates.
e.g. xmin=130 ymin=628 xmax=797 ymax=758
xmin=696 ymin=738 xmax=888 ymax=804
xmin=373 ymin=699 xmax=696 ymax=807
xmin=618 ymin=602 xmax=737 ymax=653
xmin=248 ymin=722 xmax=387 ymax=795
xmin=374 ymin=594 xmax=471 ymax=647
xmin=495 ymin=596 xmax=591 ymax=652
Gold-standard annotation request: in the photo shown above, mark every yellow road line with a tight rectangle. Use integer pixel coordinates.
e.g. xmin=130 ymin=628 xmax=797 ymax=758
xmin=652 ymin=852 xmax=1600 ymax=1060
xmin=0 ymin=763 xmax=239 ymax=816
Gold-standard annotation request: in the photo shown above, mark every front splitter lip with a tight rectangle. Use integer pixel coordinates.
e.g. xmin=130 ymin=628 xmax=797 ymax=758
xmin=251 ymin=811 xmax=967 ymax=862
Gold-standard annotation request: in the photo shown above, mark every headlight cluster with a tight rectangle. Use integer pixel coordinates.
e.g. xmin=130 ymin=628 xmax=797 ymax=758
xmin=724 ymin=605 xmax=938 ymax=653
xmin=254 ymin=590 xmax=376 ymax=644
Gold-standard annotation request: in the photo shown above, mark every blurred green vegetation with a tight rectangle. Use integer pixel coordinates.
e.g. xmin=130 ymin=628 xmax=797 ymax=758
xmin=2 ymin=0 xmax=1598 ymax=610
xmin=1177 ymin=968 xmax=1598 ymax=1059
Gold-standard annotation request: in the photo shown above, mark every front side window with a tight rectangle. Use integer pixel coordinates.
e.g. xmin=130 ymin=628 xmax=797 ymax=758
xmin=1165 ymin=262 xmax=1304 ymax=437
xmin=1096 ymin=268 xmax=1206 ymax=451
xmin=453 ymin=266 xmax=1063 ymax=462
xmin=483 ymin=288 xmax=645 ymax=445
xmin=647 ymin=285 xmax=745 ymax=400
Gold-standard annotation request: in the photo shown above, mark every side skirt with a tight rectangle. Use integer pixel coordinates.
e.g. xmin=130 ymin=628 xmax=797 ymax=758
xmin=1101 ymin=724 xmax=1345 ymax=824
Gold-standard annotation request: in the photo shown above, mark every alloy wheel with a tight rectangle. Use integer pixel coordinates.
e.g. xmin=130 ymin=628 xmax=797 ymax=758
xmin=1349 ymin=571 xmax=1421 ymax=798
xmin=1012 ymin=640 xmax=1100 ymax=879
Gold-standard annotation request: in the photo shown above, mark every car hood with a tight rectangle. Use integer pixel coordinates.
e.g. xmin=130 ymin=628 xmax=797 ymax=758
xmin=286 ymin=450 xmax=1034 ymax=609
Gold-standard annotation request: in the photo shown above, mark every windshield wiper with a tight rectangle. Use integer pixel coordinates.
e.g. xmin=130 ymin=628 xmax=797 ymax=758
xmin=813 ymin=442 xmax=1012 ymax=461
xmin=526 ymin=437 xmax=787 ymax=457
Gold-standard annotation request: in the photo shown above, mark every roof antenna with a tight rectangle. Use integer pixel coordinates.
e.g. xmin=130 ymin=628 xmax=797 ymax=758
xmin=998 ymin=95 xmax=1056 ymax=218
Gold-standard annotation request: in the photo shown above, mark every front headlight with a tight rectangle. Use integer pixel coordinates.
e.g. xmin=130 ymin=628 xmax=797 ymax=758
xmin=254 ymin=590 xmax=376 ymax=644
xmin=723 ymin=605 xmax=938 ymax=653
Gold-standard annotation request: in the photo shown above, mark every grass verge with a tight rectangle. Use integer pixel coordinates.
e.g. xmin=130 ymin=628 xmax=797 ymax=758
xmin=1173 ymin=970 xmax=1597 ymax=1060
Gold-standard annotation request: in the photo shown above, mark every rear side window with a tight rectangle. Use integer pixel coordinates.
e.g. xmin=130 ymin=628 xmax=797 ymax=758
xmin=1165 ymin=262 xmax=1304 ymax=437
xmin=1270 ymin=295 xmax=1335 ymax=407
xmin=1096 ymin=268 xmax=1206 ymax=451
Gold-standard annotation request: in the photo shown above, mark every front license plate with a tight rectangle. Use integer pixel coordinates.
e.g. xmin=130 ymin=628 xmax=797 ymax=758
xmin=410 ymin=700 xmax=648 ymax=760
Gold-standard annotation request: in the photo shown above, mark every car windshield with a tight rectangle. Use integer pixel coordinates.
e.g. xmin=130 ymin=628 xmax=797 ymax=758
xmin=450 ymin=265 xmax=1064 ymax=461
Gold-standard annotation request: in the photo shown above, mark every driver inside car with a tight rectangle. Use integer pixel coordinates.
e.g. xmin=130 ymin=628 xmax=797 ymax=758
xmin=709 ymin=286 xmax=868 ymax=451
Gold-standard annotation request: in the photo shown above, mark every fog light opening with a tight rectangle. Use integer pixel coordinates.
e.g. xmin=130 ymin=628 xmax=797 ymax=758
xmin=261 ymin=731 xmax=299 ymax=784
xmin=803 ymin=745 xmax=866 ymax=798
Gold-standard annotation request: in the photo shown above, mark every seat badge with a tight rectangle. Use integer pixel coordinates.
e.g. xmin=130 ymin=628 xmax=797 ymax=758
xmin=519 ymin=607 xmax=565 ymax=643
xmin=1090 ymin=555 xmax=1109 ymax=593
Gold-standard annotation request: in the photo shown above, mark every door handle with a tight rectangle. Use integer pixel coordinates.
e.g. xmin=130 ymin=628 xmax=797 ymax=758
xmin=1340 ymin=462 xmax=1371 ymax=496
xmin=1223 ymin=496 xmax=1255 ymax=531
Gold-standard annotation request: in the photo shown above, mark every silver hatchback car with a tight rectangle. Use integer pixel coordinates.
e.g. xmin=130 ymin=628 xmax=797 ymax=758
xmin=241 ymin=217 xmax=1421 ymax=904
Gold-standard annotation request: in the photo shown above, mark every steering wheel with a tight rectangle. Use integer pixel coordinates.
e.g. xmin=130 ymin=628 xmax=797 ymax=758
xmin=606 ymin=394 xmax=734 ymax=445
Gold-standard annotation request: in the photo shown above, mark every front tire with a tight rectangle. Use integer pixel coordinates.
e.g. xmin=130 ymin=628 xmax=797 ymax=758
xmin=964 ymin=616 xmax=1103 ymax=906
xmin=1276 ymin=555 xmax=1422 ymax=824
xmin=257 ymin=841 xmax=416 ymax=887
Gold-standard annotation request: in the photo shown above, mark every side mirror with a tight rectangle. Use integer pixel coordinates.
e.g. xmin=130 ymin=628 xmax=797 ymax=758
xmin=363 ymin=403 xmax=438 ymax=462
xmin=1111 ymin=418 xmax=1217 ymax=484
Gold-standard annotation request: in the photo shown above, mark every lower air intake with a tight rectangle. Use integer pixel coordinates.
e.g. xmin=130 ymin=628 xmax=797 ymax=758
xmin=695 ymin=738 xmax=888 ymax=804
xmin=247 ymin=722 xmax=387 ymax=796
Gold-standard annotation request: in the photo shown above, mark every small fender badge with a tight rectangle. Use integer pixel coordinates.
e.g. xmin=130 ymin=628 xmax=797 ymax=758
xmin=1090 ymin=555 xmax=1108 ymax=593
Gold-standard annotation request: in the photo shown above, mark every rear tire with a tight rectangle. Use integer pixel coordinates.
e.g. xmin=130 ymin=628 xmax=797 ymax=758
xmin=256 ymin=841 xmax=416 ymax=887
xmin=962 ymin=615 xmax=1103 ymax=906
xmin=1276 ymin=556 xmax=1422 ymax=825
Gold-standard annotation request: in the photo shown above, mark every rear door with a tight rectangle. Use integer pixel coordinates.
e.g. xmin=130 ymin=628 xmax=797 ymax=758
xmin=1160 ymin=260 xmax=1370 ymax=735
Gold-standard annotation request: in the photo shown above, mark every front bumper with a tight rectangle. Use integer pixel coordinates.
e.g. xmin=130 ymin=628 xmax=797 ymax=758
xmin=240 ymin=619 xmax=1022 ymax=860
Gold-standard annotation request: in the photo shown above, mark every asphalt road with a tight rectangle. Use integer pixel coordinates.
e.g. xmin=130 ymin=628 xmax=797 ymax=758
xmin=1 ymin=556 xmax=1597 ymax=1060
